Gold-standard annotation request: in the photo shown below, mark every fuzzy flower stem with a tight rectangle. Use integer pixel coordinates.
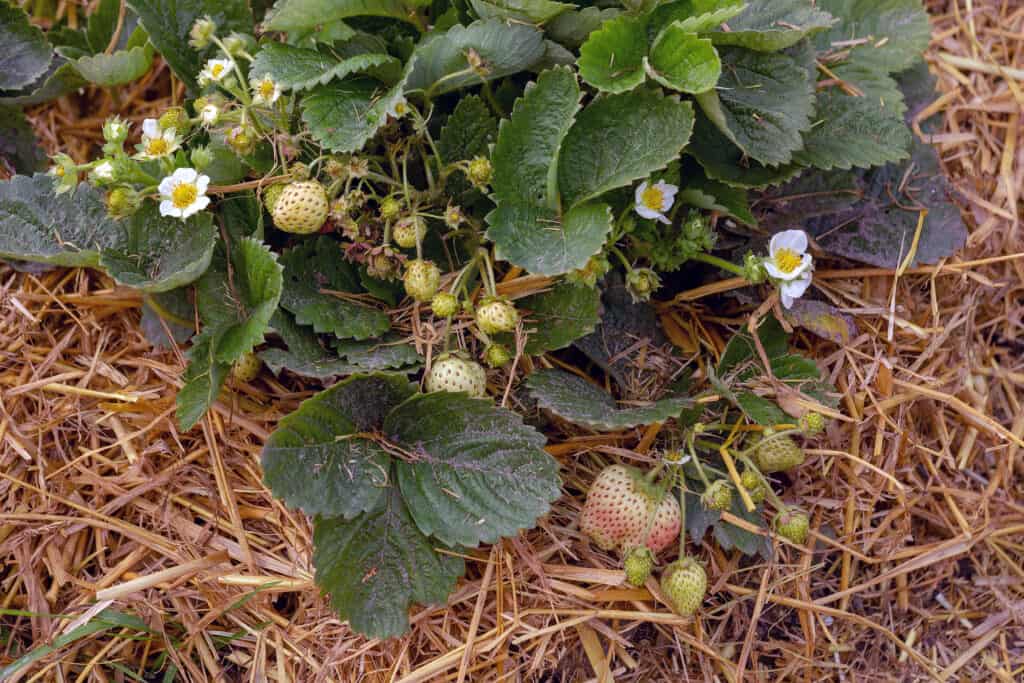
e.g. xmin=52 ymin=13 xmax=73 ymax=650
xmin=692 ymin=251 xmax=746 ymax=277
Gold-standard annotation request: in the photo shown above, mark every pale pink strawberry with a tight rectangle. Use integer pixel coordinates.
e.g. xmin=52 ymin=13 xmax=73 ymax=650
xmin=580 ymin=465 xmax=680 ymax=553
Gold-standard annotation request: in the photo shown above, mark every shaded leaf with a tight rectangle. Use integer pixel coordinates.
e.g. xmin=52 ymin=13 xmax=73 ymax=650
xmin=577 ymin=15 xmax=647 ymax=94
xmin=687 ymin=111 xmax=803 ymax=189
xmin=250 ymin=43 xmax=397 ymax=91
xmin=260 ymin=310 xmax=362 ymax=379
xmin=646 ymin=24 xmax=720 ymax=95
xmin=717 ymin=314 xmax=788 ymax=376
xmin=469 ymin=0 xmax=574 ymax=23
xmin=782 ymin=299 xmax=857 ymax=344
xmin=526 ymin=367 xmax=693 ymax=431
xmin=386 ymin=392 xmax=560 ymax=547
xmin=313 ymin=487 xmax=464 ymax=639
xmin=0 ymin=60 xmax=87 ymax=107
xmin=141 ymin=289 xmax=195 ymax=349
xmin=793 ymin=89 xmax=911 ymax=170
xmin=815 ymin=0 xmax=930 ymax=74
xmin=264 ymin=0 xmax=413 ymax=31
xmin=557 ymin=89 xmax=694 ymax=208
xmin=647 ymin=0 xmax=745 ymax=38
xmin=708 ymin=0 xmax=834 ymax=52
xmin=334 ymin=335 xmax=421 ymax=370
xmin=0 ymin=2 xmax=52 ymax=90
xmin=547 ymin=6 xmax=620 ymax=49
xmin=176 ymin=329 xmax=230 ymax=430
xmin=302 ymin=77 xmax=405 ymax=154
xmin=487 ymin=200 xmax=612 ymax=276
xmin=520 ymin=282 xmax=601 ymax=355
xmin=73 ymin=43 xmax=154 ymax=87
xmin=0 ymin=105 xmax=46 ymax=174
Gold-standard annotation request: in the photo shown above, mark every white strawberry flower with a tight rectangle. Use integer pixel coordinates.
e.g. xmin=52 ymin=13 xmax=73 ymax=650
xmin=135 ymin=118 xmax=180 ymax=160
xmin=634 ymin=180 xmax=678 ymax=225
xmin=251 ymin=75 xmax=282 ymax=105
xmin=764 ymin=229 xmax=814 ymax=308
xmin=388 ymin=96 xmax=409 ymax=119
xmin=91 ymin=160 xmax=115 ymax=182
xmin=158 ymin=167 xmax=211 ymax=220
xmin=200 ymin=103 xmax=220 ymax=126
xmin=199 ymin=58 xmax=234 ymax=85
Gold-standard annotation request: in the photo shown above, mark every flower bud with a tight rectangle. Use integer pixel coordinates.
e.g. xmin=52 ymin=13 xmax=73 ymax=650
xmin=190 ymin=146 xmax=214 ymax=172
xmin=189 ymin=16 xmax=216 ymax=49
xmin=106 ymin=187 xmax=141 ymax=218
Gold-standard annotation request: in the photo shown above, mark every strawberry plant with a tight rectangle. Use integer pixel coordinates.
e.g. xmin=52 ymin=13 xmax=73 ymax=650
xmin=0 ymin=0 xmax=967 ymax=637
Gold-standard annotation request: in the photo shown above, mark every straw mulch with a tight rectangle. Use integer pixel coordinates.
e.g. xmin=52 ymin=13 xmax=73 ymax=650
xmin=2 ymin=1 xmax=1022 ymax=681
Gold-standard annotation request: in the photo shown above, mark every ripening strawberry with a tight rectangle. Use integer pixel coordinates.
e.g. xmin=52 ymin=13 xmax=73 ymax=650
xmin=403 ymin=259 xmax=441 ymax=302
xmin=580 ymin=465 xmax=680 ymax=553
xmin=425 ymin=354 xmax=487 ymax=397
xmin=475 ymin=298 xmax=518 ymax=335
xmin=271 ymin=180 xmax=328 ymax=234
xmin=660 ymin=556 xmax=707 ymax=616
xmin=750 ymin=429 xmax=805 ymax=473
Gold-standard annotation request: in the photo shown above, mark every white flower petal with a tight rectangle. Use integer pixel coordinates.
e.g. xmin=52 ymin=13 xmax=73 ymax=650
xmin=635 ymin=204 xmax=663 ymax=221
xmin=779 ymin=272 xmax=812 ymax=307
xmin=174 ymin=167 xmax=198 ymax=183
xmin=142 ymin=119 xmax=159 ymax=137
xmin=770 ymin=229 xmax=808 ymax=257
xmin=157 ymin=176 xmax=177 ymax=194
xmin=159 ymin=200 xmax=179 ymax=217
xmin=195 ymin=174 xmax=210 ymax=193
xmin=634 ymin=182 xmax=649 ymax=205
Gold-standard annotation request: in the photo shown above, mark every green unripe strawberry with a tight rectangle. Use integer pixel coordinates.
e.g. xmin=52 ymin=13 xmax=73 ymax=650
xmin=158 ymin=107 xmax=190 ymax=135
xmin=232 ymin=352 xmax=261 ymax=382
xmin=289 ymin=162 xmax=310 ymax=181
xmin=701 ymin=479 xmax=733 ymax=512
xmin=403 ymin=259 xmax=441 ymax=302
xmin=393 ymin=216 xmax=426 ymax=249
xmin=425 ymin=353 xmax=487 ymax=397
xmin=660 ymin=557 xmax=707 ymax=616
xmin=476 ymin=298 xmax=518 ymax=335
xmin=774 ymin=508 xmax=810 ymax=545
xmin=624 ymin=546 xmax=655 ymax=587
xmin=467 ymin=156 xmax=492 ymax=187
xmin=431 ymin=292 xmax=459 ymax=318
xmin=379 ymin=196 xmax=402 ymax=221
xmin=483 ymin=343 xmax=512 ymax=368
xmin=262 ymin=183 xmax=285 ymax=213
xmin=751 ymin=429 xmax=805 ymax=473
xmin=106 ymin=187 xmax=140 ymax=219
xmin=800 ymin=412 xmax=827 ymax=435
xmin=271 ymin=181 xmax=328 ymax=234
xmin=740 ymin=468 xmax=767 ymax=504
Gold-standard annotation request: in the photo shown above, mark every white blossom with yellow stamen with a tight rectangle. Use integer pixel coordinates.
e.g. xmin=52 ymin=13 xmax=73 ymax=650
xmin=251 ymin=75 xmax=282 ymax=105
xmin=634 ymin=180 xmax=678 ymax=225
xmin=199 ymin=58 xmax=233 ymax=85
xmin=134 ymin=119 xmax=180 ymax=160
xmin=764 ymin=229 xmax=814 ymax=308
xmin=158 ymin=168 xmax=211 ymax=220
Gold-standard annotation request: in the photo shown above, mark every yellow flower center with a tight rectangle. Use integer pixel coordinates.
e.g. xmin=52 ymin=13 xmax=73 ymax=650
xmin=147 ymin=137 xmax=169 ymax=156
xmin=641 ymin=185 xmax=665 ymax=211
xmin=774 ymin=248 xmax=802 ymax=274
xmin=259 ymin=80 xmax=275 ymax=99
xmin=211 ymin=64 xmax=225 ymax=78
xmin=394 ymin=102 xmax=407 ymax=115
xmin=54 ymin=166 xmax=65 ymax=177
xmin=171 ymin=183 xmax=198 ymax=209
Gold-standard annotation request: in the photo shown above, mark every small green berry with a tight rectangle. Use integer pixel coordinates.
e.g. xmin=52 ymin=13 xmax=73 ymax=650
xmin=431 ymin=292 xmax=459 ymax=318
xmin=483 ymin=343 xmax=512 ymax=368
xmin=232 ymin=352 xmax=261 ymax=383
xmin=624 ymin=546 xmax=655 ymax=587
xmin=701 ymin=479 xmax=733 ymax=512
xmin=660 ymin=557 xmax=707 ymax=616
xmin=476 ymin=298 xmax=518 ymax=335
xmin=467 ymin=156 xmax=492 ymax=187
xmin=393 ymin=216 xmax=426 ymax=249
xmin=800 ymin=412 xmax=827 ymax=435
xmin=739 ymin=468 xmax=767 ymax=505
xmin=379 ymin=196 xmax=402 ymax=221
xmin=774 ymin=508 xmax=810 ymax=545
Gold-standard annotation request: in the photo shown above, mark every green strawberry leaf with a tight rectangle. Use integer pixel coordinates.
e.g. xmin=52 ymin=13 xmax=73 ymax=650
xmin=717 ymin=314 xmax=788 ymax=376
xmin=781 ymin=299 xmax=857 ymax=345
xmin=487 ymin=200 xmax=612 ymax=276
xmin=526 ymin=367 xmax=693 ymax=431
xmin=313 ymin=487 xmax=464 ymax=639
xmin=547 ymin=7 xmax=621 ymax=49
xmin=491 ymin=65 xmax=580 ymax=209
xmin=261 ymin=310 xmax=364 ymax=379
xmin=831 ymin=62 xmax=907 ymax=118
xmin=815 ymin=0 xmax=930 ymax=74
xmin=263 ymin=0 xmax=414 ymax=31
xmin=695 ymin=45 xmax=815 ymax=167
xmin=194 ymin=238 xmax=283 ymax=363
xmin=577 ymin=15 xmax=647 ymax=94
xmin=141 ymin=289 xmax=195 ymax=349
xmin=557 ymin=88 xmax=694 ymax=208
xmin=792 ymin=89 xmax=911 ymax=170
xmin=677 ymin=162 xmax=756 ymax=225
xmin=0 ymin=59 xmax=88 ymax=107
xmin=176 ymin=329 xmax=230 ymax=430
xmin=334 ymin=335 xmax=421 ymax=370
xmin=687 ymin=112 xmax=803 ymax=189
xmin=99 ymin=203 xmax=216 ymax=293
xmin=735 ymin=391 xmax=788 ymax=425
xmin=646 ymin=24 xmax=720 ymax=94
xmin=386 ymin=392 xmax=560 ymax=547
xmin=0 ymin=2 xmax=53 ymax=91
xmin=708 ymin=0 xmax=834 ymax=52
xmin=468 ymin=0 xmax=574 ymax=23
xmin=127 ymin=0 xmax=253 ymax=91
xmin=278 ymin=236 xmax=390 ymax=340
xmin=0 ymin=106 xmax=46 ymax=174
xmin=520 ymin=282 xmax=601 ymax=355
xmin=302 ymin=76 xmax=406 ymax=154
xmin=438 ymin=95 xmax=497 ymax=200
xmin=683 ymin=489 xmax=770 ymax=558
xmin=404 ymin=20 xmax=545 ymax=97
xmin=72 ymin=43 xmax=155 ymax=87
xmin=249 ymin=43 xmax=397 ymax=91
xmin=646 ymin=0 xmax=745 ymax=37
xmin=262 ymin=373 xmax=416 ymax=518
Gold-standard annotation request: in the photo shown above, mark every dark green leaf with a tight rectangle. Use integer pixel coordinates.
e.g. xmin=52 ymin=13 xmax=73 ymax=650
xmin=491 ymin=65 xmax=580 ymax=209
xmin=520 ymin=282 xmax=601 ymax=355
xmin=386 ymin=392 xmax=560 ymax=547
xmin=736 ymin=391 xmax=787 ymax=424
xmin=708 ymin=0 xmax=834 ymax=52
xmin=0 ymin=106 xmax=46 ymax=174
xmin=439 ymin=95 xmax=497 ymax=165
xmin=468 ymin=0 xmax=573 ymax=23
xmin=73 ymin=43 xmax=154 ymax=87
xmin=677 ymin=163 xmax=756 ymax=225
xmin=793 ymin=89 xmax=911 ymax=170
xmin=831 ymin=62 xmax=906 ymax=118
xmin=547 ymin=7 xmax=620 ymax=49
xmin=313 ymin=487 xmax=464 ymax=639
xmin=279 ymin=236 xmax=390 ymax=340
xmin=302 ymin=77 xmax=405 ymax=153
xmin=261 ymin=310 xmax=359 ymax=379
xmin=487 ymin=200 xmax=612 ymax=276
xmin=687 ymin=111 xmax=804 ymax=188
xmin=646 ymin=24 xmax=720 ymax=94
xmin=526 ymin=367 xmax=693 ymax=431
xmin=263 ymin=373 xmax=415 ymax=517
xmin=647 ymin=0 xmax=745 ymax=38
xmin=577 ymin=15 xmax=647 ymax=94
xmin=0 ymin=60 xmax=87 ymax=107
xmin=815 ymin=0 xmax=930 ymax=74
xmin=176 ymin=329 xmax=229 ymax=430
xmin=141 ymin=289 xmax=195 ymax=349
xmin=128 ymin=0 xmax=252 ymax=90
xmin=249 ymin=43 xmax=396 ymax=91
xmin=264 ymin=0 xmax=414 ymax=31
xmin=695 ymin=46 xmax=815 ymax=166
xmin=334 ymin=335 xmax=420 ymax=370
xmin=717 ymin=314 xmax=788 ymax=376
xmin=557 ymin=89 xmax=694 ymax=208
xmin=99 ymin=203 xmax=216 ymax=293
xmin=0 ymin=2 xmax=53 ymax=90
xmin=405 ymin=20 xmax=545 ymax=97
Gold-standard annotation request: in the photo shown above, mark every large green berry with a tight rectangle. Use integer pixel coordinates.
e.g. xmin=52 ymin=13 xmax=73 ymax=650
xmin=740 ymin=468 xmax=767 ymax=504
xmin=403 ymin=259 xmax=441 ymax=302
xmin=232 ymin=352 xmax=261 ymax=383
xmin=660 ymin=557 xmax=707 ymax=616
xmin=774 ymin=509 xmax=810 ymax=545
xmin=431 ymin=292 xmax=459 ymax=318
xmin=751 ymin=430 xmax=805 ymax=473
xmin=701 ymin=479 xmax=733 ymax=512
xmin=425 ymin=354 xmax=487 ymax=397
xmin=393 ymin=216 xmax=426 ymax=249
xmin=624 ymin=546 xmax=655 ymax=587
xmin=476 ymin=299 xmax=518 ymax=335
xmin=271 ymin=181 xmax=328 ymax=234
